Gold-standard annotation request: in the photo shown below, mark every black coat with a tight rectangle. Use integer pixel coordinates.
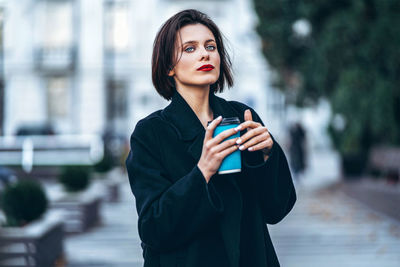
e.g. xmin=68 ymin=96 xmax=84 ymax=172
xmin=125 ymin=90 xmax=296 ymax=267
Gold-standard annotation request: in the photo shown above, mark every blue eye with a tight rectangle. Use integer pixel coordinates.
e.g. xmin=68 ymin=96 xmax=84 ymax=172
xmin=184 ymin=46 xmax=195 ymax=52
xmin=206 ymin=45 xmax=216 ymax=51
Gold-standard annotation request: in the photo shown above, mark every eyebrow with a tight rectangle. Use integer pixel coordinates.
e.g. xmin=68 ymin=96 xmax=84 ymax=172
xmin=181 ymin=39 xmax=216 ymax=46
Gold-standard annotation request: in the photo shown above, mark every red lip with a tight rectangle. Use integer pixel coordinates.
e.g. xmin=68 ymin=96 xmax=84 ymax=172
xmin=197 ymin=64 xmax=215 ymax=71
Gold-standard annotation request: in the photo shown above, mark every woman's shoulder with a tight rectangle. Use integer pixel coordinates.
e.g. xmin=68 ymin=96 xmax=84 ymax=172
xmin=131 ymin=109 xmax=176 ymax=138
xmin=132 ymin=110 xmax=163 ymax=135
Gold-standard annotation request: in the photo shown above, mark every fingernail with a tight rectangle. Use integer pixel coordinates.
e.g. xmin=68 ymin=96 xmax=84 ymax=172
xmin=235 ymin=125 xmax=242 ymax=131
xmin=248 ymin=147 xmax=253 ymax=151
xmin=239 ymin=145 xmax=245 ymax=150
xmin=217 ymin=116 xmax=222 ymax=120
xmin=236 ymin=138 xmax=242 ymax=144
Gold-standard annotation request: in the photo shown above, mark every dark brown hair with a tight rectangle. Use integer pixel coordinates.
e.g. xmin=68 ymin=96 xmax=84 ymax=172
xmin=152 ymin=9 xmax=234 ymax=100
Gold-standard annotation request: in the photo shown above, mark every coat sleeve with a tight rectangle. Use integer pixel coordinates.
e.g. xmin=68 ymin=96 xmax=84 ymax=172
xmin=242 ymin=108 xmax=296 ymax=224
xmin=125 ymin=118 xmax=224 ymax=252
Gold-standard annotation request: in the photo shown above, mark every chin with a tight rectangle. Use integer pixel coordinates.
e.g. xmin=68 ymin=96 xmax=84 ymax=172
xmin=200 ymin=77 xmax=219 ymax=86
xmin=180 ymin=76 xmax=219 ymax=88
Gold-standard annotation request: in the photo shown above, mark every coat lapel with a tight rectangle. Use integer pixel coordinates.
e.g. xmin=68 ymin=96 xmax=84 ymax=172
xmin=161 ymin=89 xmax=243 ymax=267
xmin=161 ymin=89 xmax=239 ymax=162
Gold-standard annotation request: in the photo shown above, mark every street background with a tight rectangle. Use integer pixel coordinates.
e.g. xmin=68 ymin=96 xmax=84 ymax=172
xmin=1 ymin=0 xmax=399 ymax=266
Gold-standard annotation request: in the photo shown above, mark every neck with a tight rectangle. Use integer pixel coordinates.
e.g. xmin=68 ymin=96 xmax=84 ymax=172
xmin=176 ymin=85 xmax=213 ymax=127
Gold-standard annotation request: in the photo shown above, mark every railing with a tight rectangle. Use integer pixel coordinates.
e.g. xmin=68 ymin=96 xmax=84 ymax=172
xmin=34 ymin=46 xmax=76 ymax=73
xmin=0 ymin=135 xmax=104 ymax=170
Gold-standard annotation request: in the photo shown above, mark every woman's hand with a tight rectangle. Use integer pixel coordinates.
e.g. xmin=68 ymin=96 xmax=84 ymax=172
xmin=236 ymin=109 xmax=273 ymax=161
xmin=197 ymin=116 xmax=240 ymax=183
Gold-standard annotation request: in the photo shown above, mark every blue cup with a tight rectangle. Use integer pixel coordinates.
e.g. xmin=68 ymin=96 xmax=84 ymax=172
xmin=208 ymin=117 xmax=241 ymax=174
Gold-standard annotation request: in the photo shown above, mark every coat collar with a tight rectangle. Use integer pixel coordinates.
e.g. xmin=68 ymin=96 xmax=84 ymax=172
xmin=161 ymin=89 xmax=239 ymax=141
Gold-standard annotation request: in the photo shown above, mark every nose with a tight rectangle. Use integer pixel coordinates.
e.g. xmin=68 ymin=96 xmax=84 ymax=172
xmin=200 ymin=47 xmax=210 ymax=61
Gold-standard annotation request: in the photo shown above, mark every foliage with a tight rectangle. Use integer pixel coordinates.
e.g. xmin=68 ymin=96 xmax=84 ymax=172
xmin=93 ymin=149 xmax=115 ymax=173
xmin=59 ymin=165 xmax=91 ymax=192
xmin=1 ymin=180 xmax=48 ymax=227
xmin=253 ymin=0 xmax=400 ymax=158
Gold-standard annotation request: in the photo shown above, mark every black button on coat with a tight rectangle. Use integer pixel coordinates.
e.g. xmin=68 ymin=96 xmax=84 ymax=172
xmin=125 ymin=90 xmax=296 ymax=267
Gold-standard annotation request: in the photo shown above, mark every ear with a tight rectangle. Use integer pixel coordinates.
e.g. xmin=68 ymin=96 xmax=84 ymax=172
xmin=168 ymin=68 xmax=175 ymax=77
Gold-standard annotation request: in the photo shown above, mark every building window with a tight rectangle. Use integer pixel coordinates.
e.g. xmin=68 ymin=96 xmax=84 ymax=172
xmin=34 ymin=0 xmax=76 ymax=73
xmin=41 ymin=1 xmax=73 ymax=48
xmin=104 ymin=1 xmax=130 ymax=52
xmin=106 ymin=80 xmax=127 ymax=120
xmin=47 ymin=77 xmax=69 ymax=121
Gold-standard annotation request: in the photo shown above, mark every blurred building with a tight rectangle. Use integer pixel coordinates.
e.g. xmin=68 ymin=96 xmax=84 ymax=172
xmin=1 ymin=0 xmax=286 ymax=139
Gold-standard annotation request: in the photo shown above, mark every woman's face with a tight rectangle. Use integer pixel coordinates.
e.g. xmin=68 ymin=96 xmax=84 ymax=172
xmin=168 ymin=23 xmax=221 ymax=90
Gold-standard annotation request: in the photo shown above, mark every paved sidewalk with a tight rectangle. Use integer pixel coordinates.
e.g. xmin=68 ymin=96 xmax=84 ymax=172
xmin=340 ymin=178 xmax=400 ymax=222
xmin=270 ymin=148 xmax=400 ymax=267
xmin=64 ymin=176 xmax=144 ymax=267
xmin=63 ymin=149 xmax=400 ymax=267
xmin=269 ymin=186 xmax=400 ymax=267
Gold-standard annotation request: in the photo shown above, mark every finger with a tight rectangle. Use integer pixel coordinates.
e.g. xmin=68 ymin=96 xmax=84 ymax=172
xmin=212 ymin=137 xmax=239 ymax=154
xmin=237 ymin=120 xmax=261 ymax=132
xmin=244 ymin=109 xmax=253 ymax=121
xmin=205 ymin=116 xmax=222 ymax=141
xmin=217 ymin=144 xmax=239 ymax=159
xmin=247 ymin=139 xmax=273 ymax=152
xmin=236 ymin=127 xmax=268 ymax=145
xmin=211 ymin=127 xmax=240 ymax=146
xmin=239 ymin=132 xmax=270 ymax=151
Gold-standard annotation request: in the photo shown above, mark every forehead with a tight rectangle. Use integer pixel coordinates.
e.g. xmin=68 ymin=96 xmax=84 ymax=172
xmin=177 ymin=23 xmax=215 ymax=43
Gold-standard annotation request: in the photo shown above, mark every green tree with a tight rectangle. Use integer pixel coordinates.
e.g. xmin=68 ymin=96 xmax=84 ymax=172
xmin=253 ymin=0 xmax=400 ymax=171
xmin=1 ymin=180 xmax=48 ymax=227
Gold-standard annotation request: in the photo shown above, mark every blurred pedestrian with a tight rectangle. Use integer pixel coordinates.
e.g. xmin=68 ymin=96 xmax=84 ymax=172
xmin=125 ymin=9 xmax=296 ymax=267
xmin=288 ymin=122 xmax=307 ymax=182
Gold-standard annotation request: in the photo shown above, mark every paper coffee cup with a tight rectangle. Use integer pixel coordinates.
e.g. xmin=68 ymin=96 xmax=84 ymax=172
xmin=208 ymin=117 xmax=241 ymax=174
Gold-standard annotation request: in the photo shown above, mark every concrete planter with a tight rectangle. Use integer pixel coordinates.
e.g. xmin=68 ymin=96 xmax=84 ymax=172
xmin=50 ymin=189 xmax=102 ymax=234
xmin=0 ymin=211 xmax=64 ymax=267
xmin=101 ymin=179 xmax=120 ymax=203
xmin=341 ymin=153 xmax=367 ymax=178
xmin=93 ymin=168 xmax=123 ymax=203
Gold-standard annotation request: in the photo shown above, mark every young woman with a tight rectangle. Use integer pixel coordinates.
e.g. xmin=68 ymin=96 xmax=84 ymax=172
xmin=126 ymin=9 xmax=296 ymax=267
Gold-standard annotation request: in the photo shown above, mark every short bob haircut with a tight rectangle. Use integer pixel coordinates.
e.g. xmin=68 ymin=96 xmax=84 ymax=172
xmin=152 ymin=9 xmax=234 ymax=101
